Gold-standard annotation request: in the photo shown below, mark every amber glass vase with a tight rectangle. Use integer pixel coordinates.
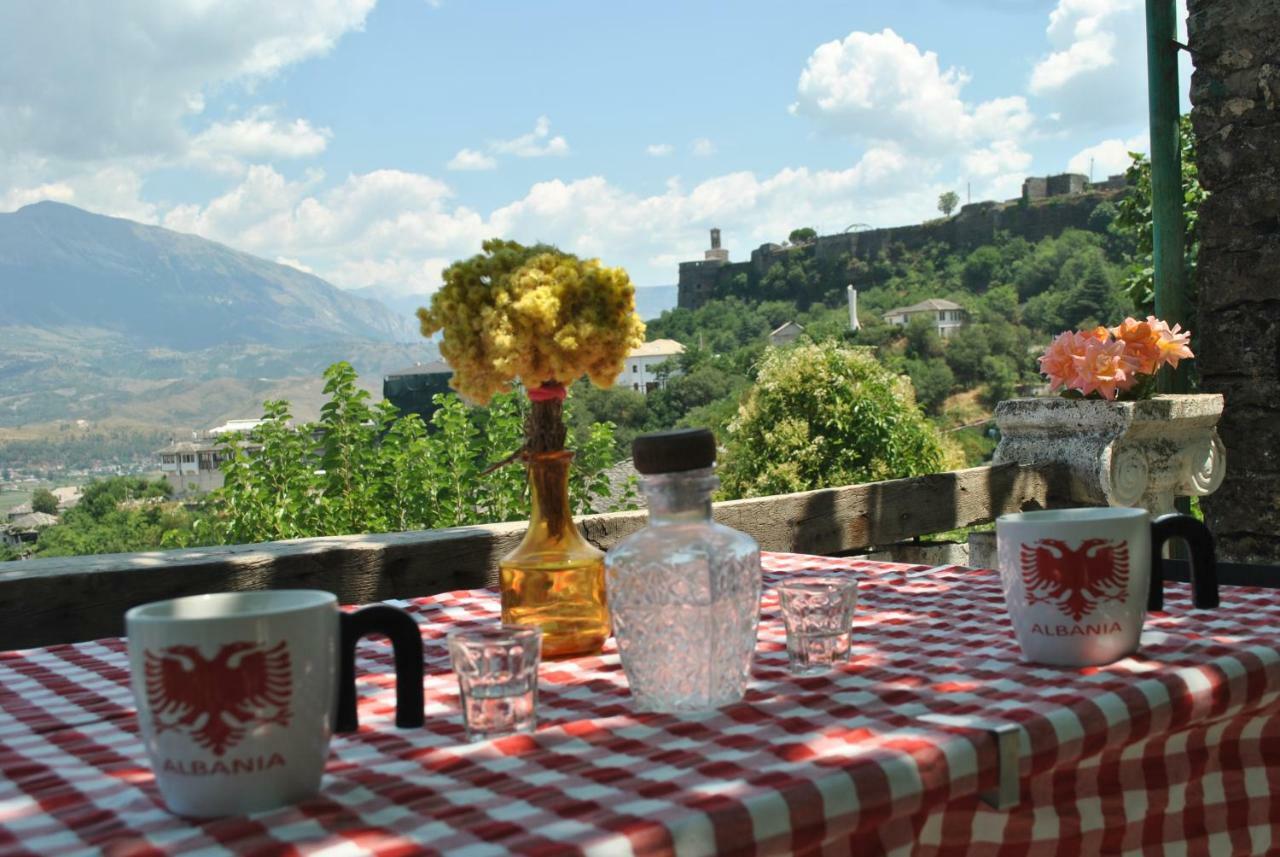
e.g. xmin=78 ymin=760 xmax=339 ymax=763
xmin=499 ymin=451 xmax=608 ymax=658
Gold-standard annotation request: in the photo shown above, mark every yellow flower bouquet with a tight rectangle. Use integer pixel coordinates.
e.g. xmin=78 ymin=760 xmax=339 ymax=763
xmin=417 ymin=239 xmax=646 ymax=657
xmin=418 ymin=240 xmax=645 ymax=407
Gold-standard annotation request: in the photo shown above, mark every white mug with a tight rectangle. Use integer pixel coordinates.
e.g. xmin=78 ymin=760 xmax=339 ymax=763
xmin=996 ymin=509 xmax=1218 ymax=667
xmin=126 ymin=590 xmax=423 ymax=817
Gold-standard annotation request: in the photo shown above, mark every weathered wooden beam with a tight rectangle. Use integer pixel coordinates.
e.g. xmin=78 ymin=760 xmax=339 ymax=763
xmin=710 ymin=461 xmax=1066 ymax=554
xmin=0 ymin=463 xmax=1066 ymax=650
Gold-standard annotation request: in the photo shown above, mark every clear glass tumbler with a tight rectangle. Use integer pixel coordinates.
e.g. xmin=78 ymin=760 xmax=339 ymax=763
xmin=447 ymin=625 xmax=542 ymax=741
xmin=776 ymin=576 xmax=858 ymax=675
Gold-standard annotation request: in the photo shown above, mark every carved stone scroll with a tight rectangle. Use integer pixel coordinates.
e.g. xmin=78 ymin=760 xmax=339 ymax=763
xmin=993 ymin=394 xmax=1226 ymax=516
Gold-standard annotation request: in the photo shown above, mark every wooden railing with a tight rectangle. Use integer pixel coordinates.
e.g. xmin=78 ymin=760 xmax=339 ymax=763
xmin=0 ymin=462 xmax=1074 ymax=650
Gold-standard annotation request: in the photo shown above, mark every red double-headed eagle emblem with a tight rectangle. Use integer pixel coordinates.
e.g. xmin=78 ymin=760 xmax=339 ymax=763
xmin=1019 ymin=539 xmax=1129 ymax=622
xmin=144 ymin=641 xmax=292 ymax=756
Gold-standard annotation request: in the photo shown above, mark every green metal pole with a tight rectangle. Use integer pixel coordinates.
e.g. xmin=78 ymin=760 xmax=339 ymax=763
xmin=1146 ymin=0 xmax=1190 ymax=393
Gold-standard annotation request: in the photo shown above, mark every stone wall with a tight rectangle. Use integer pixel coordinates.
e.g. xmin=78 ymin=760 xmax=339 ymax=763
xmin=678 ymin=191 xmax=1120 ymax=310
xmin=676 ymin=259 xmax=726 ymax=309
xmin=1189 ymin=0 xmax=1280 ymax=561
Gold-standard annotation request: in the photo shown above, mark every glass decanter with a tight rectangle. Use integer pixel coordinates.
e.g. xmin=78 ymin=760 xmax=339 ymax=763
xmin=499 ymin=450 xmax=609 ymax=659
xmin=604 ymin=429 xmax=761 ymax=712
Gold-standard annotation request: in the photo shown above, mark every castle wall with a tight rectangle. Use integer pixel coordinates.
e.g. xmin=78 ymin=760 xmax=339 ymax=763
xmin=676 ymin=190 xmax=1123 ymax=309
xmin=676 ymin=260 xmax=726 ymax=308
xmin=1046 ymin=173 xmax=1088 ymax=197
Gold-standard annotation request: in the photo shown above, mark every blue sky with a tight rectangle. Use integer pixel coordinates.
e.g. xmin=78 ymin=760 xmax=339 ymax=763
xmin=0 ymin=0 xmax=1188 ymax=291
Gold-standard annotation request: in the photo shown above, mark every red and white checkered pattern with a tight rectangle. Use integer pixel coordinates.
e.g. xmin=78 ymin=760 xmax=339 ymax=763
xmin=0 ymin=554 xmax=1277 ymax=856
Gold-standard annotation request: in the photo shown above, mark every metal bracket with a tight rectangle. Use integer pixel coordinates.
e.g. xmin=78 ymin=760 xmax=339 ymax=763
xmin=917 ymin=714 xmax=1023 ymax=810
xmin=979 ymin=723 xmax=1022 ymax=810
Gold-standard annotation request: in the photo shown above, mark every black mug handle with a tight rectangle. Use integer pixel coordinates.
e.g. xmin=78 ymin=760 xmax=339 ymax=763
xmin=1148 ymin=513 xmax=1219 ymax=612
xmin=336 ymin=604 xmax=424 ymax=733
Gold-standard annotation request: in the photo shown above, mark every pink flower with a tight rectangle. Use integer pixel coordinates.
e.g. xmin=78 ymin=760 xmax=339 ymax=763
xmin=1111 ymin=317 xmax=1162 ymax=375
xmin=1146 ymin=316 xmax=1194 ymax=369
xmin=1072 ymin=336 xmax=1132 ymax=400
xmin=1039 ymin=316 xmax=1192 ymax=400
xmin=1039 ymin=331 xmax=1088 ymax=392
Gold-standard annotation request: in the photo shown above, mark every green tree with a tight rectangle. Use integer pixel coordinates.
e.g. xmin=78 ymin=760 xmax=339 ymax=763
xmin=1114 ymin=115 xmax=1204 ymax=311
xmin=317 ymin=362 xmax=389 ymax=534
xmin=30 ymin=488 xmax=58 ymax=515
xmin=721 ymin=342 xmax=951 ymax=498
xmin=981 ymin=355 xmax=1020 ymax=407
xmin=1056 ymin=250 xmax=1124 ymax=329
xmin=975 ymin=284 xmax=1020 ymax=325
xmin=203 ymin=362 xmax=632 ymax=547
xmin=567 ymin=382 xmax=649 ymax=454
xmin=1023 ymin=288 xmax=1068 ymax=334
xmin=213 ymin=399 xmax=320 ymax=542
xmin=32 ymin=477 xmax=201 ymax=558
xmin=944 ymin=324 xmax=992 ymax=387
xmin=961 ymin=245 xmax=1001 ymax=292
xmin=938 ymin=191 xmax=960 ymax=217
xmin=646 ymin=365 xmax=741 ymax=428
xmin=903 ymin=314 xmax=944 ymax=359
xmin=905 ymin=358 xmax=955 ymax=414
xmin=1012 ymin=230 xmax=1109 ymax=301
xmin=788 ymin=227 xmax=818 ymax=244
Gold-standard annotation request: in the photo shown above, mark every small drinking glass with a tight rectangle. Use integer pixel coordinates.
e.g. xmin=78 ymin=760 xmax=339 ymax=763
xmin=776 ymin=576 xmax=858 ymax=675
xmin=447 ymin=624 xmax=542 ymax=741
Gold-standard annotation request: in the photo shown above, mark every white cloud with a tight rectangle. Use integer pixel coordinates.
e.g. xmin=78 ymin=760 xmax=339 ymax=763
xmin=0 ymin=163 xmax=158 ymax=222
xmin=1028 ymin=0 xmax=1188 ymax=130
xmin=491 ymin=116 xmax=569 ymax=158
xmin=971 ymin=97 xmax=1036 ymax=141
xmin=789 ymin=28 xmax=1035 ymax=204
xmin=964 ymin=139 xmax=1032 ymax=179
xmin=791 ymin=28 xmax=1034 ymax=154
xmin=189 ymin=108 xmax=331 ymax=172
xmin=2 ymin=0 xmax=1162 ymax=306
xmin=162 ymin=166 xmax=481 ymax=293
xmin=1067 ymin=133 xmax=1149 ymax=178
xmin=156 ymin=145 xmax=947 ymax=294
xmin=960 ymin=140 xmax=1036 ymax=201
xmin=0 ymin=182 xmax=76 ymax=212
xmin=445 ymin=116 xmax=569 ymax=170
xmin=447 ymin=148 xmax=498 ymax=171
xmin=276 ymin=256 xmax=315 ymax=274
xmin=1033 ymin=0 xmax=1146 ymax=87
xmin=0 ymin=0 xmax=374 ymax=164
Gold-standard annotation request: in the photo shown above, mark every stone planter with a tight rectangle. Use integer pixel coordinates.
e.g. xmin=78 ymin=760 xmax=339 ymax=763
xmin=993 ymin=394 xmax=1226 ymax=516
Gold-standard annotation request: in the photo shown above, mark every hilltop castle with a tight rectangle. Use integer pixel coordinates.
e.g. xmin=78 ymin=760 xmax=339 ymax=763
xmin=677 ymin=172 xmax=1127 ymax=310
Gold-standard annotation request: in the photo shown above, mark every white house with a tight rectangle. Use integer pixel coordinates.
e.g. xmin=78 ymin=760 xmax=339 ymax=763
xmin=882 ymin=298 xmax=968 ymax=339
xmin=616 ymin=339 xmax=685 ymax=394
xmin=157 ymin=419 xmax=267 ymax=495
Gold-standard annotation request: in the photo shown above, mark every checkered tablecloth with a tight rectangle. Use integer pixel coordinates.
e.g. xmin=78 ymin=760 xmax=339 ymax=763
xmin=0 ymin=554 xmax=1278 ymax=857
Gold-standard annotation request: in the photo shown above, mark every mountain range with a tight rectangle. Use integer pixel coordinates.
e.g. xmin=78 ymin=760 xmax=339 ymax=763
xmin=0 ymin=203 xmax=680 ymax=440
xmin=0 ymin=203 xmax=433 ymax=431
xmin=1 ymin=202 xmax=417 ymax=347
